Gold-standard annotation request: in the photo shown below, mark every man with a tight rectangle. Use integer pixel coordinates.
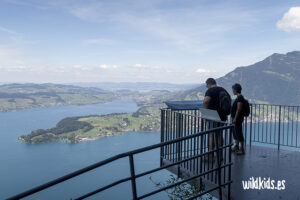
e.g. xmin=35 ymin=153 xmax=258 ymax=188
xmin=203 ymin=78 xmax=231 ymax=161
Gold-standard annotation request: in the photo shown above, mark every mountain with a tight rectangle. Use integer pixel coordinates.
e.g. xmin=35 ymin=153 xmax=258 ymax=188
xmin=177 ymin=51 xmax=300 ymax=105
xmin=69 ymin=82 xmax=200 ymax=92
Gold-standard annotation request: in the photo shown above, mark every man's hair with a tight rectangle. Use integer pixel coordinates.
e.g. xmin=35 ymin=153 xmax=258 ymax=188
xmin=232 ymin=83 xmax=242 ymax=93
xmin=206 ymin=78 xmax=216 ymax=85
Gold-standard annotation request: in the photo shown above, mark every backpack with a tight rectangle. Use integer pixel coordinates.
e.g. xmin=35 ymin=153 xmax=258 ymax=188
xmin=219 ymin=90 xmax=231 ymax=116
xmin=243 ymin=98 xmax=250 ymax=117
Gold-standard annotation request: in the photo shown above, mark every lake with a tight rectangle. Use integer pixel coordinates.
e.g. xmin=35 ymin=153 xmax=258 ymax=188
xmin=0 ymin=100 xmax=171 ymax=199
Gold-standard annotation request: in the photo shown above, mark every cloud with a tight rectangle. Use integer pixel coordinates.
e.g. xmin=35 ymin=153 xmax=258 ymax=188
xmin=10 ymin=35 xmax=40 ymax=45
xmin=0 ymin=26 xmax=17 ymax=35
xmin=82 ymin=38 xmax=117 ymax=45
xmin=0 ymin=45 xmax=22 ymax=66
xmin=99 ymin=64 xmax=118 ymax=69
xmin=132 ymin=63 xmax=161 ymax=71
xmin=1 ymin=65 xmax=31 ymax=72
xmin=73 ymin=64 xmax=90 ymax=71
xmin=277 ymin=7 xmax=300 ymax=33
xmin=134 ymin=63 xmax=142 ymax=68
xmin=59 ymin=1 xmax=259 ymax=51
xmin=196 ymin=68 xmax=211 ymax=73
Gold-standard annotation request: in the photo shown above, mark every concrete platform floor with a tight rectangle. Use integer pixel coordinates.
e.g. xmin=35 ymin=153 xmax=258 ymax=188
xmin=231 ymin=144 xmax=300 ymax=200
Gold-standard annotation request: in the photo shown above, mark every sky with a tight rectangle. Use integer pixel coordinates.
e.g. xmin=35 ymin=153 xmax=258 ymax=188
xmin=0 ymin=0 xmax=299 ymax=84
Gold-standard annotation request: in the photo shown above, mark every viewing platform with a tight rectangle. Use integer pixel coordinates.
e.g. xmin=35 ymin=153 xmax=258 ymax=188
xmin=161 ymin=102 xmax=300 ymax=200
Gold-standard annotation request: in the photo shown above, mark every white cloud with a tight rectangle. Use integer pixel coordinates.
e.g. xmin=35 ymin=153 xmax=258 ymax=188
xmin=132 ymin=64 xmax=161 ymax=70
xmin=59 ymin=1 xmax=259 ymax=51
xmin=134 ymin=63 xmax=142 ymax=68
xmin=196 ymin=68 xmax=211 ymax=73
xmin=73 ymin=64 xmax=90 ymax=71
xmin=0 ymin=26 xmax=17 ymax=35
xmin=99 ymin=64 xmax=118 ymax=69
xmin=2 ymin=65 xmax=28 ymax=72
xmin=277 ymin=7 xmax=300 ymax=33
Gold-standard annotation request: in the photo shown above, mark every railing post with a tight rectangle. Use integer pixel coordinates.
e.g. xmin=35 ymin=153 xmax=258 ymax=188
xmin=250 ymin=104 xmax=253 ymax=147
xmin=129 ymin=155 xmax=138 ymax=200
xmin=228 ymin=126 xmax=233 ymax=200
xmin=176 ymin=113 xmax=182 ymax=176
xmin=278 ymin=105 xmax=281 ymax=150
xmin=245 ymin=117 xmax=247 ymax=146
xmin=215 ymin=129 xmax=223 ymax=200
xmin=160 ymin=109 xmax=165 ymax=167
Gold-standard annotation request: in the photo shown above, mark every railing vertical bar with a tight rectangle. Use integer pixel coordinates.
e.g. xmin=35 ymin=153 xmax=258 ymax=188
xmin=215 ymin=129 xmax=223 ymax=200
xmin=274 ymin=104 xmax=279 ymax=144
xmin=168 ymin=110 xmax=171 ymax=161
xmin=169 ymin=110 xmax=171 ymax=161
xmin=292 ymin=106 xmax=294 ymax=146
xmin=296 ymin=107 xmax=299 ymax=147
xmin=254 ymin=104 xmax=257 ymax=142
xmin=258 ymin=104 xmax=260 ymax=142
xmin=287 ymin=106 xmax=290 ymax=146
xmin=245 ymin=117 xmax=248 ymax=146
xmin=250 ymin=104 xmax=253 ymax=146
xmin=184 ymin=111 xmax=187 ymax=169
xmin=166 ymin=110 xmax=169 ymax=161
xmin=270 ymin=105 xmax=272 ymax=144
xmin=189 ymin=112 xmax=192 ymax=172
xmin=283 ymin=106 xmax=286 ymax=146
xmin=197 ymin=115 xmax=200 ymax=174
xmin=129 ymin=155 xmax=138 ymax=200
xmin=160 ymin=110 xmax=164 ymax=166
xmin=224 ymin=129 xmax=227 ymax=184
xmin=187 ymin=110 xmax=190 ymax=170
xmin=278 ymin=106 xmax=282 ymax=150
xmin=172 ymin=111 xmax=175 ymax=162
xmin=210 ymin=121 xmax=214 ymax=182
xmin=266 ymin=105 xmax=269 ymax=143
xmin=176 ymin=113 xmax=181 ymax=176
xmin=203 ymin=119 xmax=206 ymax=179
xmin=262 ymin=105 xmax=265 ymax=143
xmin=193 ymin=111 xmax=197 ymax=173
xmin=200 ymin=118 xmax=204 ymax=182
xmin=228 ymin=127 xmax=233 ymax=200
xmin=171 ymin=110 xmax=174 ymax=161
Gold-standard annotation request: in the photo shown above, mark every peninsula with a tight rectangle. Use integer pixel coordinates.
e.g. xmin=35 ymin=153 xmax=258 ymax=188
xmin=19 ymin=106 xmax=161 ymax=144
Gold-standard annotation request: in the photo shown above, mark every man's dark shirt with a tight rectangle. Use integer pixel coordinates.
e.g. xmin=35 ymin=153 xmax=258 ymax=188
xmin=231 ymin=95 xmax=245 ymax=120
xmin=205 ymin=86 xmax=229 ymax=121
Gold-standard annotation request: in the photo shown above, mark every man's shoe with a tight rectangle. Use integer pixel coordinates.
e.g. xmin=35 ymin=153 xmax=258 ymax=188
xmin=231 ymin=145 xmax=239 ymax=152
xmin=236 ymin=149 xmax=245 ymax=155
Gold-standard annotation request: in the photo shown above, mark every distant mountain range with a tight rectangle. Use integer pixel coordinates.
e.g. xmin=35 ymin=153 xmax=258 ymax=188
xmin=69 ymin=82 xmax=200 ymax=92
xmin=179 ymin=51 xmax=300 ymax=105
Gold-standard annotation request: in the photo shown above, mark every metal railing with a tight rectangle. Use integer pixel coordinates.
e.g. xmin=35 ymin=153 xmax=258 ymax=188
xmin=160 ymin=109 xmax=233 ymax=200
xmin=7 ymin=109 xmax=233 ymax=200
xmin=246 ymin=103 xmax=300 ymax=149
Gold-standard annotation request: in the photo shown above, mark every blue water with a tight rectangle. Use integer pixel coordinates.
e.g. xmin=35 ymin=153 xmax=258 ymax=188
xmin=0 ymin=100 xmax=171 ymax=199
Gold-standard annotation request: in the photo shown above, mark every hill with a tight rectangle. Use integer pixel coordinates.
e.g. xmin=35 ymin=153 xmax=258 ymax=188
xmin=0 ymin=83 xmax=118 ymax=112
xmin=70 ymin=82 xmax=199 ymax=92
